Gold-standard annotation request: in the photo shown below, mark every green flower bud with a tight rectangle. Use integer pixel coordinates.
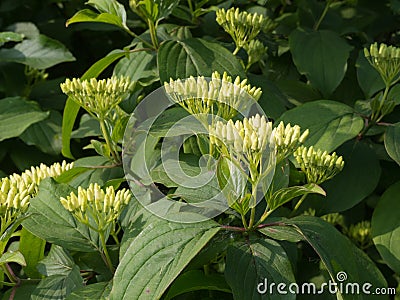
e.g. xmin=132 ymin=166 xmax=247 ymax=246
xmin=272 ymin=122 xmax=308 ymax=162
xmin=59 ymin=183 xmax=132 ymax=232
xmin=216 ymin=7 xmax=276 ymax=51
xmin=60 ymin=76 xmax=134 ymax=119
xmin=364 ymin=42 xmax=400 ymax=86
xmin=294 ymin=145 xmax=344 ymax=184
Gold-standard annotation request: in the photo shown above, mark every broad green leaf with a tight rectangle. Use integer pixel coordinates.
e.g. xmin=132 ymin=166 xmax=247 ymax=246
xmin=384 ymin=122 xmax=400 ymax=166
xmin=248 ymin=74 xmax=288 ymax=120
xmin=285 ymin=216 xmax=387 ymax=300
xmin=0 ymin=34 xmax=75 ymax=69
xmin=66 ymin=281 xmax=112 ymax=300
xmin=37 ymin=245 xmax=78 ymax=277
xmin=158 ymin=38 xmax=245 ymax=84
xmin=270 ymin=161 xmax=290 ymax=193
xmin=66 ymin=9 xmax=127 ymax=31
xmin=174 ymin=174 xmax=221 ymax=204
xmin=109 ymin=217 xmax=220 ymax=299
xmin=32 ymin=246 xmax=82 ymax=300
xmin=289 ymin=29 xmax=352 ymax=97
xmin=6 ymin=22 xmax=40 ymax=39
xmin=22 ymin=178 xmax=100 ymax=252
xmin=372 ymin=181 xmax=400 ymax=274
xmin=164 ymin=270 xmax=231 ymax=300
xmin=71 ymin=114 xmax=101 ymax=139
xmin=224 ymin=237 xmax=295 ymax=300
xmin=61 ymin=50 xmax=127 ymax=158
xmin=0 ymin=251 xmax=26 ymax=266
xmin=67 ymin=0 xmax=128 ymax=30
xmin=356 ymin=50 xmax=385 ymax=98
xmin=268 ymin=183 xmax=325 ymax=211
xmin=150 ymin=154 xmax=201 ymax=188
xmin=20 ymin=110 xmax=62 ymax=155
xmin=113 ymin=49 xmax=158 ymax=86
xmin=258 ymin=222 xmax=302 ymax=243
xmin=19 ymin=228 xmax=45 ymax=279
xmin=148 ymin=107 xmax=190 ymax=138
xmin=0 ymin=97 xmax=49 ymax=142
xmin=1 ymin=283 xmax=37 ymax=300
xmin=216 ymin=157 xmax=247 ymax=211
xmin=0 ymin=31 xmax=24 ymax=46
xmin=155 ymin=0 xmax=180 ymax=20
xmin=277 ymin=100 xmax=363 ymax=152
xmin=307 ymin=141 xmax=381 ymax=214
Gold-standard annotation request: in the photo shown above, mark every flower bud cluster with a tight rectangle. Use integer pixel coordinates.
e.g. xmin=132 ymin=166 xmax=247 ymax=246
xmin=60 ymin=76 xmax=134 ymax=119
xmin=164 ymin=71 xmax=261 ymax=119
xmin=216 ymin=8 xmax=275 ymax=50
xmin=272 ymin=122 xmax=309 ymax=162
xmin=364 ymin=43 xmax=400 ymax=84
xmin=244 ymin=39 xmax=267 ymax=69
xmin=294 ymin=146 xmax=344 ymax=184
xmin=60 ymin=183 xmax=132 ymax=231
xmin=209 ymin=114 xmax=273 ymax=174
xmin=345 ymin=220 xmax=372 ymax=249
xmin=0 ymin=161 xmax=74 ymax=226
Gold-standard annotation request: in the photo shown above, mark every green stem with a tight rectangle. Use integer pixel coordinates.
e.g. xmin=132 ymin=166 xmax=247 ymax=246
xmin=124 ymin=28 xmax=155 ymax=49
xmin=247 ymin=182 xmax=258 ymax=230
xmin=291 ymin=194 xmax=308 ymax=216
xmin=148 ymin=20 xmax=159 ymax=49
xmin=99 ymin=231 xmax=114 ymax=274
xmin=233 ymin=47 xmax=240 ymax=55
xmin=99 ymin=118 xmax=120 ymax=163
xmin=2 ymin=264 xmax=18 ymax=284
xmin=314 ymin=0 xmax=331 ymax=30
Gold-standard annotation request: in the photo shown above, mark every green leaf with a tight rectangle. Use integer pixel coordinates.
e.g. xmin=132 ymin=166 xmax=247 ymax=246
xmin=66 ymin=9 xmax=127 ymax=31
xmin=372 ymin=181 xmax=400 ymax=274
xmin=0 ymin=31 xmax=24 ymax=46
xmin=20 ymin=110 xmax=62 ymax=155
xmin=66 ymin=281 xmax=112 ymax=300
xmin=289 ymin=29 xmax=352 ymax=97
xmin=61 ymin=50 xmax=127 ymax=158
xmin=224 ymin=237 xmax=295 ymax=300
xmin=155 ymin=0 xmax=180 ymax=20
xmin=32 ymin=246 xmax=82 ymax=300
xmin=71 ymin=114 xmax=101 ymax=139
xmin=285 ymin=216 xmax=387 ymax=299
xmin=19 ymin=228 xmax=45 ymax=279
xmin=158 ymin=38 xmax=245 ymax=84
xmin=258 ymin=222 xmax=302 ymax=243
xmin=1 ymin=283 xmax=37 ymax=300
xmin=109 ymin=217 xmax=220 ymax=299
xmin=37 ymin=245 xmax=78 ymax=277
xmin=277 ymin=100 xmax=363 ymax=152
xmin=164 ymin=270 xmax=231 ymax=300
xmin=148 ymin=107 xmax=190 ymax=138
xmin=0 ymin=251 xmax=26 ymax=266
xmin=268 ymin=183 xmax=325 ymax=211
xmin=384 ymin=122 xmax=400 ymax=166
xmin=150 ymin=154 xmax=201 ymax=188
xmin=216 ymin=157 xmax=247 ymax=210
xmin=356 ymin=50 xmax=385 ymax=98
xmin=0 ymin=97 xmax=49 ymax=142
xmin=0 ymin=34 xmax=75 ymax=69
xmin=113 ymin=49 xmax=158 ymax=86
xmin=67 ymin=0 xmax=128 ymax=31
xmin=22 ymin=178 xmax=100 ymax=252
xmin=307 ymin=141 xmax=381 ymax=214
